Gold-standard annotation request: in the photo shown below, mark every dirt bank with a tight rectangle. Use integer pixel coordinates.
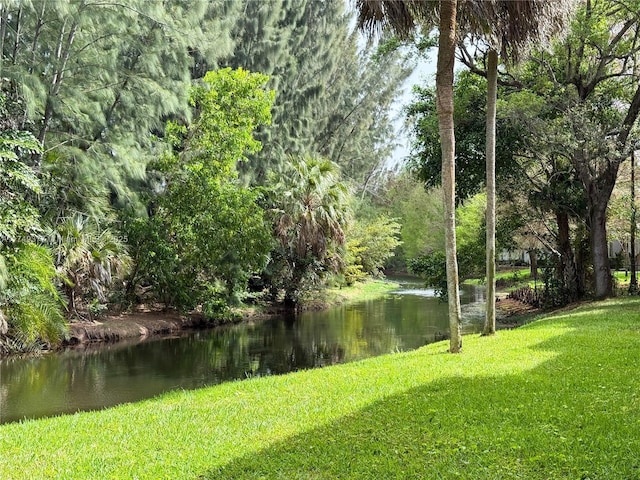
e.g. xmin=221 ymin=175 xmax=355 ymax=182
xmin=64 ymin=311 xmax=207 ymax=345
xmin=63 ymin=305 xmax=284 ymax=346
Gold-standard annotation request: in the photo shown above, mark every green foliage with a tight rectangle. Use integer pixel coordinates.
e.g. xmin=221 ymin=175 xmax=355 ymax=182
xmin=51 ymin=214 xmax=130 ymax=317
xmin=226 ymin=0 xmax=412 ymax=188
xmin=406 ymin=71 xmax=525 ymax=203
xmin=345 ymin=215 xmax=402 ymax=280
xmin=1 ymin=0 xmax=239 ymax=216
xmin=0 ymin=95 xmax=42 ymax=245
xmin=128 ymin=69 xmax=274 ymax=311
xmin=0 ymin=243 xmax=67 ymax=347
xmin=0 ymin=93 xmax=66 ymax=348
xmin=382 ymin=173 xmax=445 ymax=265
xmin=455 ymin=193 xmax=487 ymax=278
xmin=408 ymin=251 xmax=448 ymax=297
xmin=189 ymin=68 xmax=274 ymax=173
xmin=409 ymin=193 xmax=488 ymax=297
xmin=267 ymin=156 xmax=351 ymax=304
xmin=540 ymin=260 xmax=573 ymax=309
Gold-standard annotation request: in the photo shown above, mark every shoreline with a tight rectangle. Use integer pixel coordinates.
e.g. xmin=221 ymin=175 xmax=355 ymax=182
xmin=62 ymin=306 xmax=283 ymax=348
xmin=2 ymin=278 xmax=541 ymax=355
xmin=62 ymin=291 xmax=539 ymax=350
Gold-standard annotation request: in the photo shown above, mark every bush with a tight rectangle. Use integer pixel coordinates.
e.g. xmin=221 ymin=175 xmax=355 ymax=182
xmin=0 ymin=243 xmax=67 ymax=347
xmin=409 ymin=251 xmax=448 ymax=298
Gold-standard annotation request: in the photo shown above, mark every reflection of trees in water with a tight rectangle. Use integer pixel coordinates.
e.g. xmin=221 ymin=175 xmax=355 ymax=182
xmin=1 ymin=290 xmax=485 ymax=423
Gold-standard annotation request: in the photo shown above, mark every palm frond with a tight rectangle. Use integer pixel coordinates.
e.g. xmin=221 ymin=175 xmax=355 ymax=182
xmin=462 ymin=0 xmax=578 ymax=63
xmin=356 ymin=0 xmax=439 ymax=39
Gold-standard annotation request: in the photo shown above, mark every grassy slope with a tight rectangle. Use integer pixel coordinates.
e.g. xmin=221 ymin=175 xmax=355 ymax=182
xmin=1 ymin=298 xmax=639 ymax=479
xmin=321 ymin=278 xmax=401 ymax=304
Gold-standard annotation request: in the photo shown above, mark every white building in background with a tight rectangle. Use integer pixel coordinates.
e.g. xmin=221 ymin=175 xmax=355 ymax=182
xmin=608 ymin=239 xmax=640 ymax=268
xmin=498 ymin=249 xmax=531 ymax=265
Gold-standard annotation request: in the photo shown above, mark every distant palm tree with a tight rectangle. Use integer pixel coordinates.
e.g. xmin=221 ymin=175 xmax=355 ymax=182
xmin=272 ymin=155 xmax=350 ymax=306
xmin=52 ymin=214 xmax=130 ymax=318
xmin=356 ymin=0 xmax=576 ymax=350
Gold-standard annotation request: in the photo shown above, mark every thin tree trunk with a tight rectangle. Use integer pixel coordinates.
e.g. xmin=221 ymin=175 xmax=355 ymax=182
xmin=11 ymin=6 xmax=21 ymax=64
xmin=38 ymin=15 xmax=80 ymax=146
xmin=630 ymin=150 xmax=638 ymax=293
xmin=574 ymin=222 xmax=588 ymax=298
xmin=0 ymin=5 xmax=7 ymax=77
xmin=436 ymin=0 xmax=461 ymax=353
xmin=483 ymin=49 xmax=497 ymax=336
xmin=529 ymin=249 xmax=538 ymax=279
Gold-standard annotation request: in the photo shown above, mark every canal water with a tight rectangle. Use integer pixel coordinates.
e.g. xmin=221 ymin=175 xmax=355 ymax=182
xmin=0 ymin=279 xmax=485 ymax=424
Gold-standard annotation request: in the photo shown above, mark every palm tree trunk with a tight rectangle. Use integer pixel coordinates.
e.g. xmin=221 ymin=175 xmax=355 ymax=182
xmin=483 ymin=49 xmax=498 ymax=336
xmin=436 ymin=0 xmax=462 ymax=353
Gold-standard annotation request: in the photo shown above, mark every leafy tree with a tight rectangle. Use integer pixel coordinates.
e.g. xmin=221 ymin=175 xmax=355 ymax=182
xmin=409 ymin=192 xmax=487 ymax=298
xmin=50 ymin=214 xmax=130 ymax=318
xmin=226 ymin=0 xmax=411 ymax=190
xmin=0 ymin=103 xmax=42 ymax=246
xmin=345 ymin=215 xmax=402 ymax=284
xmin=406 ymin=72 xmax=524 ymax=204
xmin=267 ymin=156 xmax=351 ymax=306
xmin=0 ymin=0 xmax=238 ymax=217
xmin=357 ymin=0 xmax=575 ymax=348
xmin=127 ymin=69 xmax=274 ymax=312
xmin=382 ymin=173 xmax=445 ymax=264
xmin=512 ymin=0 xmax=640 ymax=298
xmin=456 ymin=0 xmax=576 ymax=333
xmin=1 ymin=243 xmax=67 ymax=350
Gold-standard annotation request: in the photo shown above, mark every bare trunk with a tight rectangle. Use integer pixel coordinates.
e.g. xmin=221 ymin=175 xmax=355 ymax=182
xmin=574 ymin=222 xmax=588 ymax=298
xmin=591 ymin=204 xmax=612 ymax=298
xmin=483 ymin=49 xmax=497 ymax=336
xmin=0 ymin=5 xmax=7 ymax=76
xmin=437 ymin=0 xmax=461 ymax=353
xmin=556 ymin=210 xmax=579 ymax=301
xmin=631 ymin=150 xmax=638 ymax=293
xmin=529 ymin=249 xmax=538 ymax=279
xmin=11 ymin=6 xmax=21 ymax=64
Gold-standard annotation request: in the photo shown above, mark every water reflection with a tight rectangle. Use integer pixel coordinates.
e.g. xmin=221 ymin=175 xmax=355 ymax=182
xmin=0 ymin=282 xmax=484 ymax=424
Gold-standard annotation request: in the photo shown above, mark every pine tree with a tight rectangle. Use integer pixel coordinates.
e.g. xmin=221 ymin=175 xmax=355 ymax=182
xmin=224 ymin=0 xmax=412 ymax=188
xmin=0 ymin=0 xmax=238 ymax=217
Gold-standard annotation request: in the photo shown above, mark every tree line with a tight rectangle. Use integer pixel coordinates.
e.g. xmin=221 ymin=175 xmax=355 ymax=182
xmin=5 ymin=0 xmax=637 ymax=357
xmin=0 ymin=0 xmax=407 ymax=353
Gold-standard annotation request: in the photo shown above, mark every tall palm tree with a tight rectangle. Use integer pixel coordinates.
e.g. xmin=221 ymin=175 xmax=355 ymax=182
xmin=459 ymin=1 xmax=577 ymax=335
xmin=357 ymin=0 xmax=576 ymax=350
xmin=437 ymin=0 xmax=462 ymax=352
xmin=357 ymin=0 xmax=462 ymax=352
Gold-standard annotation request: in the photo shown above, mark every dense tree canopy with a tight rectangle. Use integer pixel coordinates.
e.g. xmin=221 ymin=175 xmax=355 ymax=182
xmin=5 ymin=0 xmax=640 ymax=354
xmin=406 ymin=71 xmax=524 ymax=204
xmin=0 ymin=0 xmax=409 ymax=348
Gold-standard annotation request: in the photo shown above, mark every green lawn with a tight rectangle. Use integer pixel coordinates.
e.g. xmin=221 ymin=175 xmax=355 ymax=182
xmin=464 ymin=267 xmax=532 ymax=289
xmin=1 ymin=298 xmax=639 ymax=479
xmin=303 ymin=278 xmax=400 ymax=309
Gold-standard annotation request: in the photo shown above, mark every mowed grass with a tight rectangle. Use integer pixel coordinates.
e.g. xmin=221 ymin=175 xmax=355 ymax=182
xmin=311 ymin=278 xmax=400 ymax=307
xmin=464 ymin=267 xmax=532 ymax=288
xmin=1 ymin=298 xmax=640 ymax=479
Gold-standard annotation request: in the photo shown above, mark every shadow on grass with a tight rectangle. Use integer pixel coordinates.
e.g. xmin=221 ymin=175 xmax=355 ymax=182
xmin=200 ymin=319 xmax=640 ymax=480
